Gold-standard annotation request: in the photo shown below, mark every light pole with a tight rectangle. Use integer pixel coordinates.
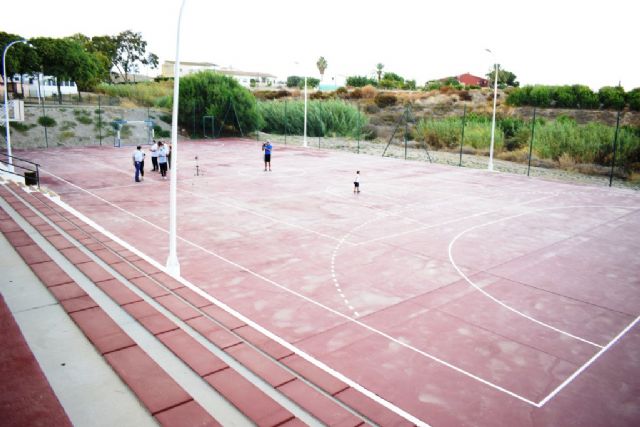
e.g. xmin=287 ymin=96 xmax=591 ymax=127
xmin=303 ymin=75 xmax=308 ymax=147
xmin=485 ymin=48 xmax=499 ymax=172
xmin=166 ymin=0 xmax=187 ymax=277
xmin=3 ymin=39 xmax=28 ymax=173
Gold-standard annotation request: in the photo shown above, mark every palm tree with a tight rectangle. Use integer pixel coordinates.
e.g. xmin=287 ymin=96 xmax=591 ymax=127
xmin=376 ymin=63 xmax=384 ymax=83
xmin=316 ymin=56 xmax=328 ymax=81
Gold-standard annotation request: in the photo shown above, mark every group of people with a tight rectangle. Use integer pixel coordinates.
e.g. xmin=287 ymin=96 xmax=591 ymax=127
xmin=132 ymin=140 xmax=172 ymax=182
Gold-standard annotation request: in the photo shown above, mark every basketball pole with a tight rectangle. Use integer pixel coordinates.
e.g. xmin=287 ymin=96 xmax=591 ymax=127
xmin=166 ymin=0 xmax=187 ymax=277
xmin=3 ymin=39 xmax=28 ymax=174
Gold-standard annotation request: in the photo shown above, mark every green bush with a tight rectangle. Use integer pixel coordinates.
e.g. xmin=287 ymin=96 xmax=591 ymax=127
xmin=38 ymin=116 xmax=57 ymax=127
xmin=159 ymin=114 xmax=172 ymax=124
xmin=599 ymin=86 xmax=626 ymax=110
xmin=153 ymin=125 xmax=170 ymax=138
xmin=374 ymin=93 xmax=397 ymax=108
xmin=9 ymin=122 xmax=35 ymax=133
xmin=346 ymin=75 xmax=377 ymax=87
xmin=628 ymin=88 xmax=640 ymax=112
xmin=179 ymin=71 xmax=263 ymax=136
xmin=415 ymin=116 xmax=503 ymax=151
xmin=257 ymin=99 xmax=367 ymax=137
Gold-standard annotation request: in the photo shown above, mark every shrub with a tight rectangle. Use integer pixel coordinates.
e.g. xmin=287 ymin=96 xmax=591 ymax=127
xmin=598 ymin=86 xmax=625 ymax=110
xmin=60 ymin=131 xmax=75 ymax=141
xmin=626 ymin=88 xmax=640 ymax=111
xmin=361 ymin=85 xmax=377 ymax=99
xmin=350 ymin=88 xmax=363 ymax=99
xmin=76 ymin=115 xmax=93 ymax=125
xmin=96 ymin=80 xmax=173 ymax=107
xmin=153 ymin=125 xmax=170 ymax=138
xmin=257 ymin=99 xmax=367 ymax=138
xmin=9 ymin=122 xmax=34 ymax=133
xmin=374 ymin=93 xmax=397 ymax=108
xmin=179 ymin=71 xmax=262 ymax=136
xmin=61 ymin=121 xmax=77 ymax=131
xmin=346 ymin=75 xmax=377 ymax=87
xmin=159 ymin=114 xmax=172 ymax=124
xmin=38 ymin=116 xmax=57 ymax=127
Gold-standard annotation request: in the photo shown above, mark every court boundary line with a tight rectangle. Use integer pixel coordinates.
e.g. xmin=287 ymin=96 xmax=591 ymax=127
xmin=41 ymin=168 xmax=542 ymax=408
xmin=39 ymin=168 xmax=639 ymax=410
xmin=447 ymin=204 xmax=640 ymax=407
xmin=37 ymin=170 xmax=431 ymax=426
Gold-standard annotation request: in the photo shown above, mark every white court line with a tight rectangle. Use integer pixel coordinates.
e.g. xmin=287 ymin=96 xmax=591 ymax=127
xmin=38 ymin=169 xmax=430 ymax=426
xmin=353 ymin=192 xmax=557 ymax=246
xmin=39 ymin=169 xmax=640 ymax=409
xmin=448 ymin=204 xmax=638 ymax=349
xmin=40 ymin=168 xmax=541 ymax=407
xmin=536 ymin=313 xmax=640 ymax=407
xmin=180 ymin=188 xmax=348 ymax=244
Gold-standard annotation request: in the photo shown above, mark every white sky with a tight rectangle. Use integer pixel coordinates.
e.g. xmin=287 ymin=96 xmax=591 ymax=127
xmin=4 ymin=0 xmax=639 ymax=90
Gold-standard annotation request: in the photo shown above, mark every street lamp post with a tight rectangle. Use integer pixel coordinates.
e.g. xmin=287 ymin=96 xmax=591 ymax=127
xmin=3 ymin=39 xmax=28 ymax=173
xmin=485 ymin=48 xmax=499 ymax=172
xmin=166 ymin=0 xmax=187 ymax=277
xmin=303 ymin=75 xmax=308 ymax=147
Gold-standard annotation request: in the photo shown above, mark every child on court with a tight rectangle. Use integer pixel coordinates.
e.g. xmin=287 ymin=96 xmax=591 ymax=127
xmin=353 ymin=170 xmax=360 ymax=193
xmin=262 ymin=140 xmax=273 ymax=171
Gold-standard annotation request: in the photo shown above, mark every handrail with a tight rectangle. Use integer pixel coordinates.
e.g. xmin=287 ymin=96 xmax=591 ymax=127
xmin=0 ymin=152 xmax=40 ymax=188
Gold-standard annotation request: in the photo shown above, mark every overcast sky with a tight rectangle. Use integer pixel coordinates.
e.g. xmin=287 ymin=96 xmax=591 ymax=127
xmin=4 ymin=0 xmax=638 ymax=90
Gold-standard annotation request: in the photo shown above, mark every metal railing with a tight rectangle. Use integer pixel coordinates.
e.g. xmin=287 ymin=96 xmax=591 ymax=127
xmin=0 ymin=152 xmax=40 ymax=188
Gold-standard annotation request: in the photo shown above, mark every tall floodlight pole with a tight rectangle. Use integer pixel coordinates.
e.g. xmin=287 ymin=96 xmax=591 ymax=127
xmin=166 ymin=0 xmax=187 ymax=277
xmin=485 ymin=48 xmax=499 ymax=171
xmin=303 ymin=75 xmax=308 ymax=147
xmin=3 ymin=39 xmax=27 ymax=173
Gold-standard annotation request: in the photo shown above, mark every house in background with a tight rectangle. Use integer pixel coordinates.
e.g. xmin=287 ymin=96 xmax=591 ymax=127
xmin=161 ymin=61 xmax=277 ymax=88
xmin=455 ymin=73 xmax=489 ymax=87
xmin=0 ymin=73 xmax=78 ymax=98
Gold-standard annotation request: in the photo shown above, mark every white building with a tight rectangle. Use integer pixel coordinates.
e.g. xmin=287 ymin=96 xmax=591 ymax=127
xmin=0 ymin=73 xmax=78 ymax=98
xmin=161 ymin=60 xmax=277 ymax=88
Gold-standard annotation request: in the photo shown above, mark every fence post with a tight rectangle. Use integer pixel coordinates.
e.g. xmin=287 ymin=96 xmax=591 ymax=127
xmin=459 ymin=104 xmax=466 ymax=166
xmin=357 ymin=103 xmax=361 ymax=154
xmin=609 ymin=110 xmax=622 ymax=187
xmin=192 ymin=99 xmax=196 ymax=138
xmin=41 ymin=98 xmax=48 ymax=148
xmin=98 ymin=96 xmax=102 ymax=146
xmin=527 ymin=107 xmax=536 ymax=176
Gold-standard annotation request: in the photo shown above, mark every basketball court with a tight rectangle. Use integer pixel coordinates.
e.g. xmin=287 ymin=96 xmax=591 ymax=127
xmin=10 ymin=138 xmax=640 ymax=426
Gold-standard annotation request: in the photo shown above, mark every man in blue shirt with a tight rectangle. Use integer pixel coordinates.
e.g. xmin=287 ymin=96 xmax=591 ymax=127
xmin=262 ymin=140 xmax=273 ymax=171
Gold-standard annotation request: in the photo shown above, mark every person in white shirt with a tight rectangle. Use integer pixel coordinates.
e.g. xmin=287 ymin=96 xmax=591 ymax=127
xmin=353 ymin=170 xmax=360 ymax=193
xmin=133 ymin=145 xmax=145 ymax=182
xmin=157 ymin=142 xmax=168 ymax=179
xmin=150 ymin=140 xmax=159 ymax=171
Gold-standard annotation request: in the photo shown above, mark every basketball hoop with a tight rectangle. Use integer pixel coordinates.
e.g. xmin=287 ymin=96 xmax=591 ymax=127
xmin=1 ymin=99 xmax=24 ymax=122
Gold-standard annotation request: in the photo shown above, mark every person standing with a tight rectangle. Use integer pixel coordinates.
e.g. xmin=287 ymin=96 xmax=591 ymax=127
xmin=133 ymin=145 xmax=144 ymax=182
xmin=262 ymin=140 xmax=272 ymax=171
xmin=167 ymin=141 xmax=172 ymax=170
xmin=158 ymin=142 xmax=168 ymax=179
xmin=353 ymin=170 xmax=360 ymax=193
xmin=150 ymin=140 xmax=159 ymax=171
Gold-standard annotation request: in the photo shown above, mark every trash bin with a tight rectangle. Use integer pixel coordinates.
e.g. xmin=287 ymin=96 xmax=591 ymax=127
xmin=24 ymin=171 xmax=38 ymax=186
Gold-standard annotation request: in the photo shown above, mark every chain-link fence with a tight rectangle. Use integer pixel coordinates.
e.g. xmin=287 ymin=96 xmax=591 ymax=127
xmin=249 ymin=102 xmax=639 ymax=189
xmin=0 ymin=97 xmax=172 ymax=149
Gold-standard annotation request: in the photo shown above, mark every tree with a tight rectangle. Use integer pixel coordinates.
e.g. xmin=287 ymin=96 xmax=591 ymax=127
xmin=486 ymin=66 xmax=519 ymax=87
xmin=0 ymin=32 xmax=40 ymax=97
xmin=598 ymin=86 xmax=625 ymax=110
xmin=627 ymin=88 xmax=640 ymax=112
xmin=32 ymin=37 xmax=99 ymax=102
xmin=376 ymin=63 xmax=384 ymax=83
xmin=89 ymin=35 xmax=118 ymax=83
xmin=178 ymin=71 xmax=263 ymax=136
xmin=316 ymin=57 xmax=327 ymax=81
xmin=113 ymin=30 xmax=158 ymax=83
xmin=346 ymin=75 xmax=377 ymax=87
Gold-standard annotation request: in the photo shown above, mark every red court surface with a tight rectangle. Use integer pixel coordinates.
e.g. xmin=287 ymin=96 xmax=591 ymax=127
xmin=13 ymin=139 xmax=640 ymax=426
